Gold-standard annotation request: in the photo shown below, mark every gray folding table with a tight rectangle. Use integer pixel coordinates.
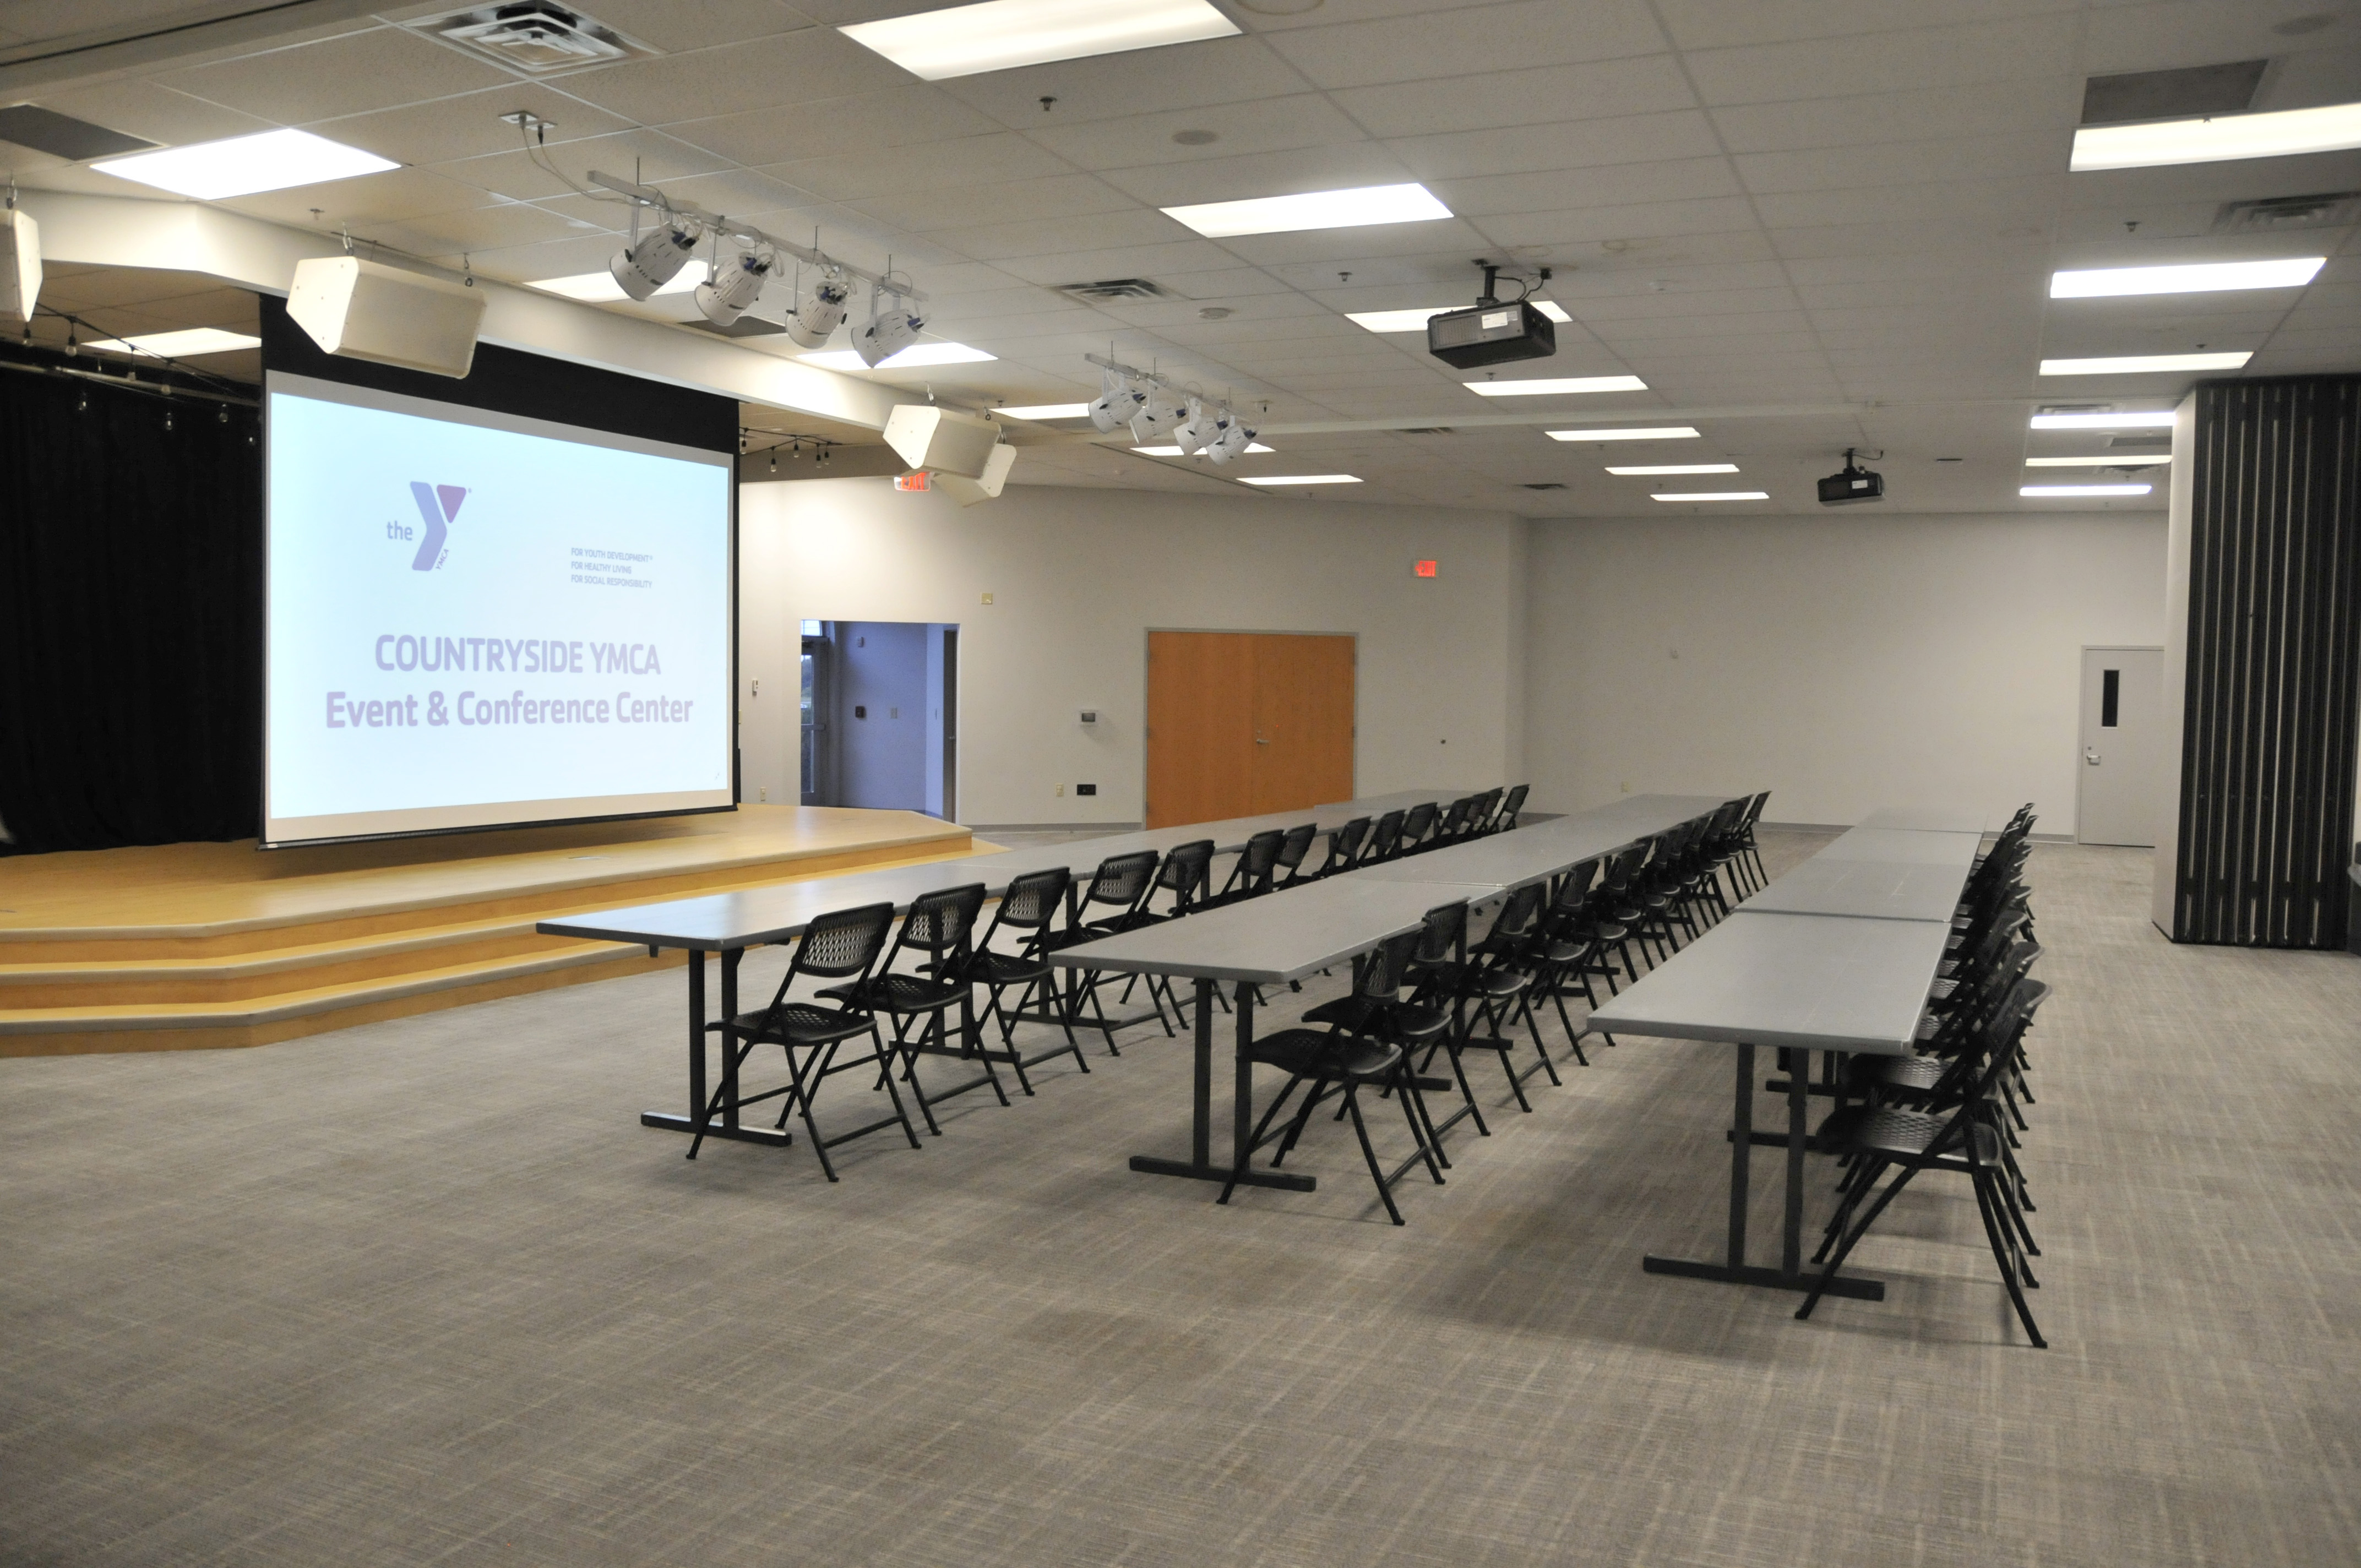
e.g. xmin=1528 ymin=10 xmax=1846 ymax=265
xmin=1047 ymin=875 xmax=1500 ymax=1194
xmin=1350 ymin=793 xmax=1742 ymax=892
xmin=1742 ymin=856 xmax=1973 ymax=922
xmin=1858 ymin=804 xmax=1991 ymax=834
xmin=1586 ymin=911 xmax=1954 ymax=1300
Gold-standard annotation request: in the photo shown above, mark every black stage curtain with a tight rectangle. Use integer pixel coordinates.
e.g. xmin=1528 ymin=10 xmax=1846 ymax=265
xmin=0 ymin=363 xmax=264 ymax=852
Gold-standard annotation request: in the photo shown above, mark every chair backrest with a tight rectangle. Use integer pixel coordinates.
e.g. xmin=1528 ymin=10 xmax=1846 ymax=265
xmin=1742 ymin=791 xmax=1771 ymax=831
xmin=1274 ymin=821 xmax=1318 ymax=873
xmin=1324 ymin=816 xmax=1371 ymax=872
xmin=1363 ymin=809 xmax=1406 ymax=863
xmin=1495 ymin=783 xmax=1528 ymax=832
xmin=892 ymin=883 xmax=985 ymax=968
xmin=1413 ymin=900 xmax=1468 ymax=965
xmin=1488 ymin=881 xmax=1545 ymax=944
xmin=1438 ymin=797 xmax=1478 ymax=842
xmin=1601 ymin=842 xmax=1650 ymax=895
xmin=1358 ymin=928 xmax=1423 ymax=1000
xmin=1554 ymin=858 xmax=1600 ymax=909
xmin=1156 ymin=840 xmax=1215 ymax=910
xmin=790 ymin=901 xmax=896 ymax=980
xmin=989 ymin=867 xmax=1070 ymax=936
xmin=1236 ymin=829 xmax=1283 ymax=885
xmin=1081 ymin=849 xmax=1161 ymax=914
xmin=1402 ymin=800 xmax=1439 ymax=847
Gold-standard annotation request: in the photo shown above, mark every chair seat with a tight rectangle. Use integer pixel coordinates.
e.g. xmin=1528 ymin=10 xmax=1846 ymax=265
xmin=1843 ymin=1054 xmax=1946 ymax=1095
xmin=1817 ymin=1105 xmax=2000 ymax=1164
xmin=961 ymin=950 xmax=1049 ymax=986
xmin=1248 ymin=1027 xmax=1403 ymax=1082
xmin=724 ymin=1003 xmax=875 ymax=1048
xmin=1302 ymin=994 xmax=1389 ymax=1031
xmin=817 ymin=973 xmax=966 ymax=1015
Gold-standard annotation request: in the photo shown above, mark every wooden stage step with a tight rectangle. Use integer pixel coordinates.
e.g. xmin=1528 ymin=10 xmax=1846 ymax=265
xmin=0 ymin=805 xmax=981 ymax=1055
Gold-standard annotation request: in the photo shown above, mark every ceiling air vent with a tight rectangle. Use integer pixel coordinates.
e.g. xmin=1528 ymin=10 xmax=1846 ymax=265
xmin=1521 ymin=482 xmax=1566 ymax=491
xmin=1400 ymin=427 xmax=1455 ymax=435
xmin=2213 ymin=190 xmax=2361 ymax=235
xmin=2110 ymin=433 xmax=2172 ymax=449
xmin=412 ymin=4 xmax=659 ymax=74
xmin=1056 ymin=278 xmax=1167 ymax=300
xmin=2081 ymin=60 xmax=2266 ymax=126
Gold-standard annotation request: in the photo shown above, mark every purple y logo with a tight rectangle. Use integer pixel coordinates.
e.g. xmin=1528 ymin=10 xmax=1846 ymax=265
xmin=407 ymin=482 xmax=467 ymax=571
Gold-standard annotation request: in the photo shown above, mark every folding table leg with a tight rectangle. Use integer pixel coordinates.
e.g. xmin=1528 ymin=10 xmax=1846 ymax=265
xmin=1130 ymin=975 xmax=1313 ymax=1193
xmin=643 ymin=947 xmax=792 ymax=1150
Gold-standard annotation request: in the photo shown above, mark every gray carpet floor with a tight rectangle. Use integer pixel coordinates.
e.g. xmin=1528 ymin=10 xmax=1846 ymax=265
xmin=4 ymin=832 xmax=2357 ymax=1566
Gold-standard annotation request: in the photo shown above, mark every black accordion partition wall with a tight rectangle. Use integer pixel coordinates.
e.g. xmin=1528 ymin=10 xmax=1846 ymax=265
xmin=2153 ymin=374 xmax=2361 ymax=949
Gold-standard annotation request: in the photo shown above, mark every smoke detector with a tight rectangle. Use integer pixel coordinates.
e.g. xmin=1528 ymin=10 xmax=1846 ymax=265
xmin=411 ymin=4 xmax=659 ymax=74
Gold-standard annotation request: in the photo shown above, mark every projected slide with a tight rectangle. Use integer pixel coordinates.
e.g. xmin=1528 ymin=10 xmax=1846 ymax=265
xmin=264 ymin=373 xmax=733 ymax=846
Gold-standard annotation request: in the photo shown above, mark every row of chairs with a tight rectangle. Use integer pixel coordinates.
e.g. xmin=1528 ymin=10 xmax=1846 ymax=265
xmin=1799 ymin=805 xmax=2048 ymax=1346
xmin=689 ymin=787 xmax=1533 ymax=1182
xmin=1218 ymin=795 xmax=1773 ymax=1223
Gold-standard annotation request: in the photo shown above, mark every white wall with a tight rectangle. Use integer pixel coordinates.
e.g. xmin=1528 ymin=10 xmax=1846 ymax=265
xmin=1522 ymin=511 xmax=2169 ymax=832
xmin=738 ymin=479 xmax=1527 ymax=826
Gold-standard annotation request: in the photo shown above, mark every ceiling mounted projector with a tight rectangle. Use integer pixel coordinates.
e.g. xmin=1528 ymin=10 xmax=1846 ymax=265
xmin=286 ymin=255 xmax=485 ymax=378
xmin=1818 ymin=448 xmax=1885 ymax=505
xmin=785 ymin=268 xmax=850 ymax=349
xmin=855 ymin=285 xmax=924 ymax=367
xmin=610 ymin=220 xmax=703 ymax=302
xmin=696 ymin=248 xmax=772 ymax=326
xmin=1427 ymin=262 xmax=1557 ymax=369
xmin=1 ymin=206 xmax=39 ymax=322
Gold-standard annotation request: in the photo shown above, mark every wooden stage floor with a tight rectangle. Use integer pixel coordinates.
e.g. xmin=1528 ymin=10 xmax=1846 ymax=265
xmin=0 ymin=806 xmax=978 ymax=1055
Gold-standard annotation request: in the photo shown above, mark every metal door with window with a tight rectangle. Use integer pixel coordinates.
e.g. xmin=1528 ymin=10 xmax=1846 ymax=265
xmin=2077 ymin=646 xmax=2163 ymax=847
xmin=799 ymin=631 xmax=834 ymax=806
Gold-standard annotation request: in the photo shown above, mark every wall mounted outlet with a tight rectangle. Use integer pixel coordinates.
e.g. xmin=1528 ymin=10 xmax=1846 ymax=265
xmin=758 ymin=786 xmax=768 ymax=802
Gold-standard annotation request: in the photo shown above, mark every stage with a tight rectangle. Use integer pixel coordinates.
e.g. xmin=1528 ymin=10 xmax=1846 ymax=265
xmin=0 ymin=807 xmax=978 ymax=1055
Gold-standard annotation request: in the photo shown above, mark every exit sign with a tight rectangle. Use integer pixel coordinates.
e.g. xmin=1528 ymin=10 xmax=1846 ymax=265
xmin=1413 ymin=559 xmax=1438 ymax=578
xmin=894 ymin=471 xmax=930 ymax=492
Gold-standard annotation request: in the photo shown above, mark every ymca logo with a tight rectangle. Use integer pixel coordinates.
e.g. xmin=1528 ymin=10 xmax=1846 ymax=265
xmin=406 ymin=482 xmax=467 ymax=571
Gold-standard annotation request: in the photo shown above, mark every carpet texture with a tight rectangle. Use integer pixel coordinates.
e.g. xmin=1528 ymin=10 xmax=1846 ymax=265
xmin=3 ymin=832 xmax=2357 ymax=1566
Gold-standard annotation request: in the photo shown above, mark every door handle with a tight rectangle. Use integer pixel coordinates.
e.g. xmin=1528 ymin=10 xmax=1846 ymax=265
xmin=1255 ymin=733 xmax=1269 ymax=744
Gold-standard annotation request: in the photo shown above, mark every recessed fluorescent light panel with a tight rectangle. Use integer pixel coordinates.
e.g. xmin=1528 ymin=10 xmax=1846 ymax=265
xmin=800 ymin=343 xmax=997 ymax=369
xmin=530 ymin=261 xmax=709 ymax=302
xmin=91 ymin=129 xmax=398 ymax=199
xmin=2040 ymin=352 xmax=2251 ymax=375
xmin=84 ymin=328 xmax=261 ymax=357
xmin=1651 ymin=491 xmax=1767 ymax=502
xmin=841 ymin=0 xmax=1237 ymax=81
xmin=1135 ymin=443 xmax=1274 ymax=455
xmin=2050 ymin=258 xmax=2325 ymax=298
xmin=1240 ymin=474 xmax=1361 ymax=486
xmin=1162 ymin=183 xmax=1450 ymax=239
xmin=2030 ymin=410 xmax=2176 ymax=430
xmin=996 ymin=403 xmax=1091 ymax=420
xmin=1606 ymin=463 xmax=1737 ymax=476
xmin=2022 ymin=484 xmax=2153 ymax=497
xmin=1469 ymin=375 xmax=1647 ymax=398
xmin=2025 ymin=454 xmax=2173 ymax=466
xmin=1547 ymin=426 xmax=1700 ymax=442
xmin=2070 ymin=101 xmax=2361 ymax=171
xmin=1348 ymin=302 xmax=1573 ymax=333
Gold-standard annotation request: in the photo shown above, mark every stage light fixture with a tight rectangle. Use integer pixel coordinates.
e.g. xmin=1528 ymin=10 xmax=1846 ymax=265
xmin=610 ymin=220 xmax=704 ymax=302
xmin=1129 ymin=384 xmax=1188 ymax=444
xmin=1170 ymin=397 xmax=1222 ymax=456
xmin=1087 ymin=369 xmax=1145 ymax=433
xmin=855 ymin=284 xmax=925 ymax=368
xmin=785 ymin=268 xmax=852 ymax=348
xmin=695 ymin=247 xmax=773 ymax=326
xmin=1205 ymin=417 xmax=1259 ymax=465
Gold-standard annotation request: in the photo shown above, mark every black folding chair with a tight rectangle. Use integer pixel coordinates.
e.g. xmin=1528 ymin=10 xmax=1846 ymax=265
xmin=819 ymin=883 xmax=998 ymax=1137
xmin=1045 ymin=849 xmax=1167 ymax=1047
xmin=958 ymin=868 xmax=1089 ymax=1092
xmin=698 ymin=901 xmax=915 ymax=1180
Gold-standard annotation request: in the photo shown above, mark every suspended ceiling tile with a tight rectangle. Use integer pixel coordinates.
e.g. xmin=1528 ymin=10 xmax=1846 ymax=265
xmin=308 ymin=86 xmax=638 ymax=168
xmin=760 ymin=133 xmax=1079 ymax=202
xmin=1262 ymin=0 xmax=1666 ymax=90
xmin=1433 ymin=156 xmax=1743 ymax=217
xmin=437 ymin=129 xmax=739 ymax=202
xmin=1091 ymin=143 xmax=1414 ymax=208
xmin=1027 ymin=94 xmax=1367 ymax=173
xmin=25 ymin=80 xmax=273 ymax=148
xmin=1479 ymin=195 xmax=1762 ymax=249
xmin=1385 ymin=111 xmax=1724 ymax=182
xmin=925 ymin=207 xmax=1193 ymax=262
xmin=1656 ymin=0 xmax=2079 ymax=52
xmin=1208 ymin=219 xmax=1495 ymax=269
xmin=1682 ymin=14 xmax=2085 ymax=107
xmin=987 ymin=238 xmax=1247 ymax=287
xmin=934 ymin=36 xmax=1315 ymax=129
xmin=851 ymin=174 xmax=1141 ymax=235
xmin=559 ymin=29 xmax=907 ymax=124
xmin=1734 ymin=131 xmax=2065 ymax=196
xmin=666 ymin=86 xmax=1005 ymax=167
xmin=567 ymin=0 xmax=821 ymax=52
xmin=213 ymin=167 xmax=509 ymax=228
xmin=155 ymin=25 xmax=515 ymax=126
xmin=1334 ymin=55 xmax=1699 ymax=140
xmin=1706 ymin=78 xmax=2081 ymax=156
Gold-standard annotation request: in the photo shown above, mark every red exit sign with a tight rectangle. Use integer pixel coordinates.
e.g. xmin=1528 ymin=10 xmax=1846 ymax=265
xmin=1413 ymin=559 xmax=1438 ymax=578
xmin=894 ymin=471 xmax=930 ymax=492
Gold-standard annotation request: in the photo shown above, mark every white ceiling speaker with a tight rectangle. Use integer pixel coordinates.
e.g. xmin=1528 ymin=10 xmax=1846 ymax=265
xmin=610 ymin=220 xmax=703 ymax=302
xmin=1087 ymin=368 xmax=1145 ymax=433
xmin=855 ymin=284 xmax=924 ymax=367
xmin=1129 ymin=385 xmax=1188 ymax=443
xmin=1205 ymin=416 xmax=1257 ymax=465
xmin=286 ymin=255 xmax=485 ymax=378
xmin=1 ymin=207 xmax=39 ymax=322
xmin=695 ymin=247 xmax=772 ymax=326
xmin=1170 ymin=396 xmax=1222 ymax=455
xmin=883 ymin=402 xmax=1002 ymax=477
xmin=785 ymin=268 xmax=851 ymax=349
xmin=934 ymin=443 xmax=1018 ymax=507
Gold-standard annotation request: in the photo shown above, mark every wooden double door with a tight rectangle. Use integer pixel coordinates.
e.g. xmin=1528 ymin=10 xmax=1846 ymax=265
xmin=1145 ymin=631 xmax=1355 ymax=829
